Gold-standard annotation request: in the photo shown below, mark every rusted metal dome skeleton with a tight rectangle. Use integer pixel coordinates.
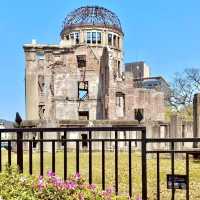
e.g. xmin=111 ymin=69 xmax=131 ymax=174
xmin=61 ymin=6 xmax=122 ymax=36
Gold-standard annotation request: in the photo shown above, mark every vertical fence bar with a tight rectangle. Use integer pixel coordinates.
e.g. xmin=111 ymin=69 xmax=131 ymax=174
xmin=17 ymin=131 xmax=23 ymax=173
xmin=141 ymin=129 xmax=147 ymax=200
xmin=115 ymin=131 xmax=118 ymax=195
xmin=128 ymin=141 xmax=132 ymax=197
xmin=186 ymin=153 xmax=189 ymax=200
xmin=52 ymin=141 xmax=55 ymax=173
xmin=76 ymin=141 xmax=79 ymax=173
xmin=156 ymin=152 xmax=160 ymax=200
xmin=40 ymin=131 xmax=43 ymax=176
xmin=171 ymin=142 xmax=175 ymax=200
xmin=63 ymin=131 xmax=67 ymax=180
xmin=102 ymin=140 xmax=105 ymax=190
xmin=8 ymin=141 xmax=11 ymax=166
xmin=89 ymin=131 xmax=92 ymax=184
xmin=0 ymin=131 xmax=1 ymax=172
xmin=29 ymin=141 xmax=32 ymax=175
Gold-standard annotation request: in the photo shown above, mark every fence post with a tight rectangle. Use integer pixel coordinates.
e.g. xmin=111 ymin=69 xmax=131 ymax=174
xmin=141 ymin=129 xmax=147 ymax=200
xmin=17 ymin=131 xmax=23 ymax=173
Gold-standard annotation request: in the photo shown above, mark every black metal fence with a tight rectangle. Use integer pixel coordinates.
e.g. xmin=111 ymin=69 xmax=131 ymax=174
xmin=0 ymin=126 xmax=200 ymax=200
xmin=146 ymin=138 xmax=200 ymax=200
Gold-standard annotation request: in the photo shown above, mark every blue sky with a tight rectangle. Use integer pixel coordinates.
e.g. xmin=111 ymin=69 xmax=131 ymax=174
xmin=0 ymin=0 xmax=200 ymax=121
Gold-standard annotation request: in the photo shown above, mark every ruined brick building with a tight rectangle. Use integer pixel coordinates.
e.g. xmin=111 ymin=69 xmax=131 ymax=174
xmin=24 ymin=6 xmax=165 ymax=124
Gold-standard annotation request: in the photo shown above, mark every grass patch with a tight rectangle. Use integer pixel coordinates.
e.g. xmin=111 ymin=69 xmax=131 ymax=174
xmin=1 ymin=149 xmax=200 ymax=199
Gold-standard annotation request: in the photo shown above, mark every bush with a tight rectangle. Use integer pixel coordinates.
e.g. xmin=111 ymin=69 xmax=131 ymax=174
xmin=0 ymin=166 xmax=36 ymax=200
xmin=0 ymin=166 xmax=113 ymax=200
xmin=0 ymin=166 xmax=142 ymax=200
xmin=36 ymin=171 xmax=112 ymax=200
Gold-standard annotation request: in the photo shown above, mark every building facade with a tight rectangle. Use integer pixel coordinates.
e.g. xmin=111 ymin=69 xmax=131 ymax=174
xmin=24 ymin=6 xmax=165 ymax=124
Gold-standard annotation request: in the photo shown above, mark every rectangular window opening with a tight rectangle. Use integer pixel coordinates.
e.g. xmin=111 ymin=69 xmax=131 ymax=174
xmin=75 ymin=32 xmax=80 ymax=44
xmin=78 ymin=81 xmax=88 ymax=101
xmin=77 ymin=55 xmax=86 ymax=68
xmin=78 ymin=111 xmax=89 ymax=120
xmin=113 ymin=35 xmax=117 ymax=47
xmin=117 ymin=37 xmax=120 ymax=48
xmin=117 ymin=61 xmax=121 ymax=77
xmin=108 ymin=33 xmax=112 ymax=45
xmin=87 ymin=32 xmax=91 ymax=44
xmin=92 ymin=32 xmax=96 ymax=44
xmin=97 ymin=32 xmax=101 ymax=44
xmin=39 ymin=104 xmax=45 ymax=119
xmin=70 ymin=33 xmax=74 ymax=40
xmin=37 ymin=52 xmax=44 ymax=60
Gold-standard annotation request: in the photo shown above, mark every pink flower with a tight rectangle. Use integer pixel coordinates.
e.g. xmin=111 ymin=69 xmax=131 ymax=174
xmin=65 ymin=181 xmax=77 ymax=190
xmin=51 ymin=176 xmax=64 ymax=187
xmin=38 ymin=176 xmax=44 ymax=190
xmin=102 ymin=187 xmax=113 ymax=198
xmin=75 ymin=172 xmax=81 ymax=180
xmin=87 ymin=184 xmax=96 ymax=190
xmin=47 ymin=170 xmax=55 ymax=177
xmin=105 ymin=188 xmax=112 ymax=194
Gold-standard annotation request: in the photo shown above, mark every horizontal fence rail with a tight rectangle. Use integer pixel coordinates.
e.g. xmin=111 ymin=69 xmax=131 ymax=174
xmin=0 ymin=126 xmax=146 ymax=133
xmin=0 ymin=126 xmax=200 ymax=200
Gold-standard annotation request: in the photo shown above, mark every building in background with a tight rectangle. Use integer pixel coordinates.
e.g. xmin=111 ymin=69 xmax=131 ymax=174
xmin=24 ymin=6 xmax=165 ymax=123
xmin=125 ymin=61 xmax=150 ymax=79
xmin=125 ymin=62 xmax=170 ymax=104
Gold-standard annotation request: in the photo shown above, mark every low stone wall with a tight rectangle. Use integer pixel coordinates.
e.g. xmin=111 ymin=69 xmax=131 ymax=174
xmin=19 ymin=118 xmax=194 ymax=152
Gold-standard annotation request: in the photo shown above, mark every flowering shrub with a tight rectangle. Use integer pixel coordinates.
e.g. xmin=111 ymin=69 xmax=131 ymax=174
xmin=0 ymin=166 xmax=141 ymax=200
xmin=36 ymin=170 xmax=113 ymax=200
xmin=0 ymin=167 xmax=36 ymax=200
xmin=0 ymin=167 xmax=114 ymax=200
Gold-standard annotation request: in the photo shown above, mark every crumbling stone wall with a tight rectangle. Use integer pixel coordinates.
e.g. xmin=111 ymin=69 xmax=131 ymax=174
xmin=24 ymin=44 xmax=165 ymax=123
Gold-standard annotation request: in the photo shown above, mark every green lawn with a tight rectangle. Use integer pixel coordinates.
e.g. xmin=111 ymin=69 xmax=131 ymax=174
xmin=1 ymin=149 xmax=200 ymax=199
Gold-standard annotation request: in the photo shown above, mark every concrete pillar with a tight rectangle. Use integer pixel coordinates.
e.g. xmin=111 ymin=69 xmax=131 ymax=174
xmin=145 ymin=120 xmax=154 ymax=151
xmin=193 ymin=93 xmax=200 ymax=147
xmin=152 ymin=124 xmax=160 ymax=149
xmin=39 ymin=120 xmax=59 ymax=152
xmin=166 ymin=125 xmax=170 ymax=149
xmin=170 ymin=115 xmax=183 ymax=150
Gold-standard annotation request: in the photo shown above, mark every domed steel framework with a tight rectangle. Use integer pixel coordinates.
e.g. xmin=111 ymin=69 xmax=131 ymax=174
xmin=61 ymin=6 xmax=122 ymax=33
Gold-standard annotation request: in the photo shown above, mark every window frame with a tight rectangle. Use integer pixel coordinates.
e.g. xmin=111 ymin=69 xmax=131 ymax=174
xmin=113 ymin=35 xmax=117 ymax=47
xmin=86 ymin=31 xmax=102 ymax=44
xmin=108 ymin=33 xmax=112 ymax=46
xmin=117 ymin=61 xmax=121 ymax=77
xmin=77 ymin=55 xmax=86 ymax=68
xmin=97 ymin=32 xmax=102 ymax=44
xmin=70 ymin=32 xmax=80 ymax=44
xmin=92 ymin=32 xmax=97 ymax=44
xmin=87 ymin=32 xmax=91 ymax=44
xmin=36 ymin=52 xmax=45 ymax=60
xmin=75 ymin=32 xmax=80 ymax=44
xmin=78 ymin=81 xmax=89 ymax=101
